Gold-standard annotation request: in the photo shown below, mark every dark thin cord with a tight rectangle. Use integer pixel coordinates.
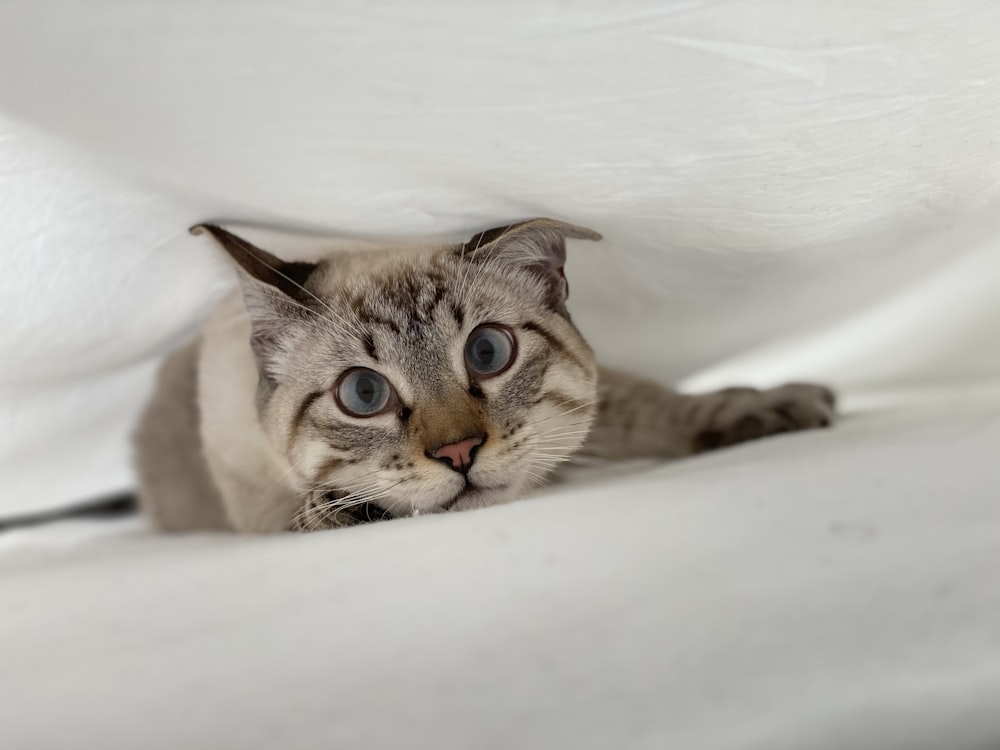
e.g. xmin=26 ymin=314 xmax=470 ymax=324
xmin=0 ymin=493 xmax=136 ymax=533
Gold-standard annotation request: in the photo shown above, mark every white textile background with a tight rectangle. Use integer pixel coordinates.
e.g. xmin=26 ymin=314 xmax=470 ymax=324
xmin=2 ymin=4 xmax=1000 ymax=749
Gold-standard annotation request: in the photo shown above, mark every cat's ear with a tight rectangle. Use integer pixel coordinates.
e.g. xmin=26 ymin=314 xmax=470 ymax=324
xmin=191 ymin=224 xmax=318 ymax=378
xmin=460 ymin=218 xmax=601 ymax=307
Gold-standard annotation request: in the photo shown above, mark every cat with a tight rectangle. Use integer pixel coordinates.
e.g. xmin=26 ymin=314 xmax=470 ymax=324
xmin=134 ymin=219 xmax=836 ymax=533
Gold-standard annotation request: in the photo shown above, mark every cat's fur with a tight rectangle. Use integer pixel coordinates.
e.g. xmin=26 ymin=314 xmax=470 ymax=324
xmin=134 ymin=219 xmax=835 ymax=533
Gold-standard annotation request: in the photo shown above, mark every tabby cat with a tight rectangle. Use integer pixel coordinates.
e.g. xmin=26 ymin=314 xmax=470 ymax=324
xmin=134 ymin=219 xmax=835 ymax=533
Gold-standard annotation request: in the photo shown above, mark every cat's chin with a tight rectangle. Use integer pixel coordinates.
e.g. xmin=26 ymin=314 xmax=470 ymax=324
xmin=438 ymin=483 xmax=512 ymax=514
xmin=341 ymin=483 xmax=515 ymax=524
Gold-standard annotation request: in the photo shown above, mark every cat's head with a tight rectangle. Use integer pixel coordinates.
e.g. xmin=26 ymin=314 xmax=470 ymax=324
xmin=194 ymin=219 xmax=601 ymax=530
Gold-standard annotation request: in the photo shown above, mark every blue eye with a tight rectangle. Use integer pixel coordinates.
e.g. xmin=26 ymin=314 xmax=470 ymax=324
xmin=335 ymin=368 xmax=395 ymax=417
xmin=465 ymin=325 xmax=516 ymax=377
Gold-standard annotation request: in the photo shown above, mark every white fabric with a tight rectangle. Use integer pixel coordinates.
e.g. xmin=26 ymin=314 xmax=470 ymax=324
xmin=1 ymin=1 xmax=1000 ymax=747
xmin=4 ymin=394 xmax=1000 ymax=750
xmin=0 ymin=121 xmax=231 ymax=515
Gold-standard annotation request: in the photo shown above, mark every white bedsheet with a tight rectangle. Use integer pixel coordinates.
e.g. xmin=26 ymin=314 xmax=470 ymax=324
xmin=4 ymin=393 xmax=1000 ymax=750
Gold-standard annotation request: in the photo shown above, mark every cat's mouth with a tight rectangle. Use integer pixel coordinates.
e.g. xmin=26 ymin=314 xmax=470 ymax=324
xmin=330 ymin=482 xmax=505 ymax=525
xmin=439 ymin=489 xmax=469 ymax=513
xmin=440 ymin=481 xmax=504 ymax=513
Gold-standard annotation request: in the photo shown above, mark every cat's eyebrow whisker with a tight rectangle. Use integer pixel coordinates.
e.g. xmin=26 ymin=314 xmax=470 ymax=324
xmin=224 ymin=231 xmax=357 ymax=330
xmin=216 ymin=237 xmax=365 ymax=344
xmin=270 ymin=287 xmax=363 ymax=343
xmin=336 ymin=295 xmax=371 ymax=342
xmin=242 ymin=289 xmax=348 ymax=345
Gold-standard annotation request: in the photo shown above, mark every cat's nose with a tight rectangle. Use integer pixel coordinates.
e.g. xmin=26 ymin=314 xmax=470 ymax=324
xmin=428 ymin=435 xmax=485 ymax=474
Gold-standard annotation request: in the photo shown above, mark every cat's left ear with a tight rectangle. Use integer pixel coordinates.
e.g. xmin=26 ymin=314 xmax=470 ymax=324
xmin=459 ymin=218 xmax=601 ymax=307
xmin=191 ymin=224 xmax=319 ymax=379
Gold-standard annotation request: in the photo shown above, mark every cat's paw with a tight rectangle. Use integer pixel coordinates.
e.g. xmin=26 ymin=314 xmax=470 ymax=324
xmin=691 ymin=383 xmax=836 ymax=453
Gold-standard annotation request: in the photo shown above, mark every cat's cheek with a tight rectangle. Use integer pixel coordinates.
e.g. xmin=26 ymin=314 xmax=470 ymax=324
xmin=288 ymin=442 xmax=337 ymax=486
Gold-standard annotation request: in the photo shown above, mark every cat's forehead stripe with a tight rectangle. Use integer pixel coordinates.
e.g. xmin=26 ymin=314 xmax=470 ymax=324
xmin=354 ymin=304 xmax=401 ymax=334
xmin=349 ymin=269 xmax=467 ymax=347
xmin=362 ymin=332 xmax=378 ymax=361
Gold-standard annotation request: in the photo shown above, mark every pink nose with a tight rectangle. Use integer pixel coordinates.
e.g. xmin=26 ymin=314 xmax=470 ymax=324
xmin=429 ymin=435 xmax=485 ymax=473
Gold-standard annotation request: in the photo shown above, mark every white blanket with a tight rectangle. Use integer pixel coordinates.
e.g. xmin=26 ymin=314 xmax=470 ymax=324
xmin=4 ymin=394 xmax=1000 ymax=749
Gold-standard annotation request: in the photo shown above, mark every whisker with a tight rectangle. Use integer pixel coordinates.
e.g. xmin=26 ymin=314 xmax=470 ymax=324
xmin=531 ymin=401 xmax=599 ymax=427
xmin=298 ymin=477 xmax=410 ymax=531
xmin=219 ymin=232 xmax=375 ymax=345
xmin=292 ymin=476 xmax=389 ymax=529
xmin=527 ymin=428 xmax=594 ymax=442
xmin=222 ymin=232 xmax=354 ymax=324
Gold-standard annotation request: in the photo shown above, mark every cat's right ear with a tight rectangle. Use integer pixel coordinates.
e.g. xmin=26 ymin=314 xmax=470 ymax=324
xmin=191 ymin=224 xmax=318 ymax=379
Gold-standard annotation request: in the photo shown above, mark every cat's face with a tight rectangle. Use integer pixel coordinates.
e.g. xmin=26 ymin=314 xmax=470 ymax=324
xmin=197 ymin=220 xmax=601 ymax=530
